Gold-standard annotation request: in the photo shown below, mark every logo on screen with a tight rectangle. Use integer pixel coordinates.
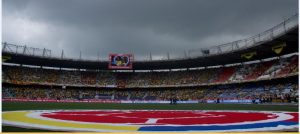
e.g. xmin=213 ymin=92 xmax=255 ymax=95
xmin=109 ymin=54 xmax=133 ymax=69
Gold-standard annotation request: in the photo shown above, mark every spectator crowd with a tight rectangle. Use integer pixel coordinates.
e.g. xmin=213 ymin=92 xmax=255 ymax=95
xmin=2 ymin=55 xmax=298 ymax=103
xmin=2 ymin=55 xmax=298 ymax=87
xmin=3 ymin=80 xmax=298 ymax=103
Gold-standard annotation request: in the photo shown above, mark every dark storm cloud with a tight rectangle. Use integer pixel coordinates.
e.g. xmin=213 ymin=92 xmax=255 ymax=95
xmin=3 ymin=0 xmax=298 ymax=60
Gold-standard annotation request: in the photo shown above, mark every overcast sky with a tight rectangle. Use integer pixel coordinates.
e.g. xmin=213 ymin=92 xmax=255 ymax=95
xmin=3 ymin=0 xmax=298 ymax=60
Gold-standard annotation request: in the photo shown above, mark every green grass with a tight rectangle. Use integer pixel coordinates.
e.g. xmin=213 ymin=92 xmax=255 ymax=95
xmin=3 ymin=101 xmax=298 ymax=112
xmin=2 ymin=102 xmax=298 ymax=132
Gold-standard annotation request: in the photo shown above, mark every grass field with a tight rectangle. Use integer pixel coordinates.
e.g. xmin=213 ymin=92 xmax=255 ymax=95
xmin=2 ymin=102 xmax=299 ymax=132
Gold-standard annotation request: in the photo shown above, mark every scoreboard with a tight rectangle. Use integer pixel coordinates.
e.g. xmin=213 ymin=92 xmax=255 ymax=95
xmin=108 ymin=54 xmax=133 ymax=69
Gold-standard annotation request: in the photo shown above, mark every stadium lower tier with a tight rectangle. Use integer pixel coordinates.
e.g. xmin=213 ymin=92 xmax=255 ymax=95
xmin=3 ymin=76 xmax=298 ymax=103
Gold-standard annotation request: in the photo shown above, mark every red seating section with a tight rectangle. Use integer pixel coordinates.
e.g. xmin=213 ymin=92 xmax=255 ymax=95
xmin=276 ymin=57 xmax=298 ymax=77
xmin=214 ymin=67 xmax=235 ymax=83
xmin=245 ymin=61 xmax=274 ymax=80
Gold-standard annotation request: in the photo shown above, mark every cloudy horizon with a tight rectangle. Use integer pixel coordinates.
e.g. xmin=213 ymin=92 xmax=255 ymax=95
xmin=3 ymin=0 xmax=298 ymax=60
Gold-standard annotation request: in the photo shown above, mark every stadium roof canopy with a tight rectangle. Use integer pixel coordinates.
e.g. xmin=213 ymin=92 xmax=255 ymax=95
xmin=2 ymin=17 xmax=298 ymax=70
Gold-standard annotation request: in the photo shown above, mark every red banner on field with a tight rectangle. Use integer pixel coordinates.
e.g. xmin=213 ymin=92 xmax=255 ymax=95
xmin=108 ymin=54 xmax=133 ymax=69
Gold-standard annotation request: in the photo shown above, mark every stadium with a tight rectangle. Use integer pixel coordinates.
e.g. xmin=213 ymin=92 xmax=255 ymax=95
xmin=2 ymin=0 xmax=299 ymax=133
xmin=2 ymin=13 xmax=299 ymax=132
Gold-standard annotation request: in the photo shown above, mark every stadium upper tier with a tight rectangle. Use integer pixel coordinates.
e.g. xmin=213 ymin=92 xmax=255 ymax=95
xmin=2 ymin=14 xmax=298 ymax=70
xmin=3 ymin=54 xmax=298 ymax=88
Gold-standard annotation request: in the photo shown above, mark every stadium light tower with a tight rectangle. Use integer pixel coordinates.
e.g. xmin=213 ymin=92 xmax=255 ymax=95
xmin=167 ymin=52 xmax=170 ymax=60
xmin=61 ymin=50 xmax=64 ymax=59
xmin=184 ymin=50 xmax=188 ymax=58
xmin=2 ymin=42 xmax=7 ymax=51
xmin=80 ymin=51 xmax=82 ymax=60
xmin=201 ymin=49 xmax=210 ymax=55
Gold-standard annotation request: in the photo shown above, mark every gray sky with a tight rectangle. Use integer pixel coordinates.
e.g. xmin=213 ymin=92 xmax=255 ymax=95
xmin=3 ymin=0 xmax=298 ymax=60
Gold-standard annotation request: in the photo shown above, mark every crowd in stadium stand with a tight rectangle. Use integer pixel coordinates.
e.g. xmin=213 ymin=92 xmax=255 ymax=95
xmin=3 ymin=55 xmax=298 ymax=87
xmin=2 ymin=54 xmax=298 ymax=103
xmin=3 ymin=79 xmax=298 ymax=103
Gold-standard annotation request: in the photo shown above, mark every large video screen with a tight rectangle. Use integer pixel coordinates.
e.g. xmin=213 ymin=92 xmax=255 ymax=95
xmin=108 ymin=54 xmax=133 ymax=69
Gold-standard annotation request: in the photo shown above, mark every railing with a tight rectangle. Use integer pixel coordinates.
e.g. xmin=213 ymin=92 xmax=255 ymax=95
xmin=187 ymin=13 xmax=298 ymax=59
xmin=2 ymin=14 xmax=298 ymax=61
xmin=2 ymin=42 xmax=51 ymax=57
